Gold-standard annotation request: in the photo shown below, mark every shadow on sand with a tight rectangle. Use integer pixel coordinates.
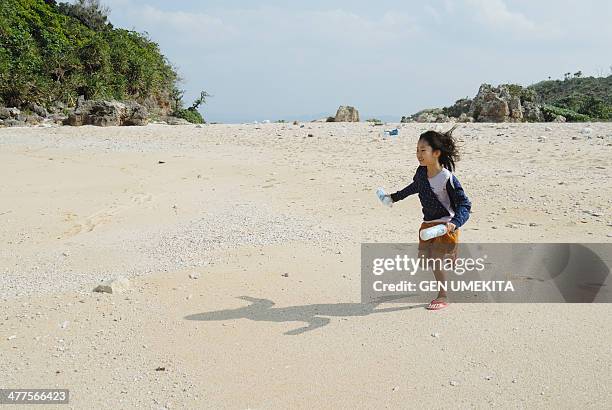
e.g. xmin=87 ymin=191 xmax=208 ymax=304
xmin=185 ymin=295 xmax=427 ymax=335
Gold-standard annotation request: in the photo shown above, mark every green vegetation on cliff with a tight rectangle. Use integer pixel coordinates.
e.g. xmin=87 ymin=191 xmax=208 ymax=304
xmin=528 ymin=75 xmax=611 ymax=121
xmin=0 ymin=0 xmax=179 ymax=114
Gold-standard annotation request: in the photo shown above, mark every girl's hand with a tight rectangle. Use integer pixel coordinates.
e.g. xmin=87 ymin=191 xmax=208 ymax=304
xmin=446 ymin=222 xmax=457 ymax=233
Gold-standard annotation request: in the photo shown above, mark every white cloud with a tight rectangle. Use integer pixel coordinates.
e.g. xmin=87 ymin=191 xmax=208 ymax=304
xmin=107 ymin=2 xmax=419 ymax=51
xmin=464 ymin=0 xmax=560 ymax=38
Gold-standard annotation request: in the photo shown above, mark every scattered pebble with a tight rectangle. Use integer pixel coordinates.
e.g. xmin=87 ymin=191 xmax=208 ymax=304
xmin=188 ymin=273 xmax=200 ymax=279
xmin=431 ymin=332 xmax=440 ymax=338
xmin=60 ymin=320 xmax=69 ymax=329
xmin=529 ymin=222 xmax=537 ymax=227
xmin=281 ymin=273 xmax=289 ymax=277
xmin=93 ymin=277 xmax=130 ymax=294
xmin=449 ymin=380 xmax=458 ymax=386
xmin=7 ymin=335 xmax=17 ymax=340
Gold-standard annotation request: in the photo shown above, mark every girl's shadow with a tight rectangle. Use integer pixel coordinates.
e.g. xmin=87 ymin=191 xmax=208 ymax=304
xmin=185 ymin=295 xmax=426 ymax=335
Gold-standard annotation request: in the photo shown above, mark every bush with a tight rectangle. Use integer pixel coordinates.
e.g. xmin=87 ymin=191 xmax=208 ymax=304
xmin=0 ymin=0 xmax=178 ymax=110
xmin=174 ymin=108 xmax=203 ymax=124
xmin=541 ymin=105 xmax=591 ymax=122
xmin=577 ymin=96 xmax=610 ymax=120
xmin=528 ymin=75 xmax=612 ymax=120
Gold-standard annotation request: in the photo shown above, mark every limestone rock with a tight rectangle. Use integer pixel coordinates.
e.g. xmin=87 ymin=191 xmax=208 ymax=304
xmin=508 ymin=96 xmax=523 ymax=121
xmin=0 ymin=107 xmax=20 ymax=120
xmin=0 ymin=107 xmax=11 ymax=119
xmin=93 ymin=277 xmax=130 ymax=294
xmin=3 ymin=119 xmax=27 ymax=127
xmin=165 ymin=117 xmax=191 ymax=125
xmin=469 ymin=84 xmax=512 ymax=122
xmin=64 ymin=100 xmax=149 ymax=127
xmin=457 ymin=113 xmax=474 ymax=123
xmin=334 ymin=105 xmax=360 ymax=122
xmin=523 ymin=101 xmax=544 ymax=122
xmin=123 ymin=101 xmax=149 ymax=126
xmin=26 ymin=103 xmax=48 ymax=118
xmin=88 ymin=100 xmax=126 ymax=126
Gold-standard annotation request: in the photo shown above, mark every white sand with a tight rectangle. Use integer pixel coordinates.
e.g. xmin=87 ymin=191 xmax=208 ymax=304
xmin=1 ymin=122 xmax=611 ymax=408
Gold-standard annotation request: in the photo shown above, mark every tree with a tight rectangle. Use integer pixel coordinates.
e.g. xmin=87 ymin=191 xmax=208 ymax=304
xmin=191 ymin=90 xmax=211 ymax=110
xmin=58 ymin=0 xmax=111 ymax=31
xmin=170 ymin=87 xmax=184 ymax=111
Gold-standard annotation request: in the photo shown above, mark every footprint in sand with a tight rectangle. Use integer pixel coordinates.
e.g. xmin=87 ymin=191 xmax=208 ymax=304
xmin=131 ymin=193 xmax=153 ymax=204
xmin=60 ymin=193 xmax=154 ymax=238
xmin=61 ymin=207 xmax=120 ymax=238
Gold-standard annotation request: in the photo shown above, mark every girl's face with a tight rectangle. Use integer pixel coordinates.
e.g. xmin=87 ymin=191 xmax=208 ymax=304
xmin=416 ymin=139 xmax=440 ymax=166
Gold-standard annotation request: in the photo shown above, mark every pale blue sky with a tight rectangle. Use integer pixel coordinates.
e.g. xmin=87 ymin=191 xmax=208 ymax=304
xmin=85 ymin=0 xmax=611 ymax=123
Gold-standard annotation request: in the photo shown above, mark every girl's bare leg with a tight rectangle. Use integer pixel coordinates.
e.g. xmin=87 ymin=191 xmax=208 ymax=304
xmin=432 ymin=268 xmax=448 ymax=301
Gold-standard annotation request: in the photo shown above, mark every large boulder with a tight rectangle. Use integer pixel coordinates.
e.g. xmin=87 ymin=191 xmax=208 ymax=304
xmin=469 ymin=84 xmax=509 ymax=122
xmin=457 ymin=113 xmax=474 ymax=123
xmin=334 ymin=105 xmax=360 ymax=122
xmin=523 ymin=101 xmax=544 ymax=122
xmin=508 ymin=96 xmax=523 ymax=121
xmin=553 ymin=115 xmax=566 ymax=122
xmin=0 ymin=107 xmax=12 ymax=120
xmin=88 ymin=101 xmax=126 ymax=126
xmin=0 ymin=107 xmax=20 ymax=120
xmin=123 ymin=102 xmax=149 ymax=126
xmin=165 ymin=117 xmax=191 ymax=125
xmin=3 ymin=119 xmax=27 ymax=127
xmin=65 ymin=100 xmax=149 ymax=126
xmin=469 ymin=84 xmax=526 ymax=122
xmin=25 ymin=103 xmax=48 ymax=118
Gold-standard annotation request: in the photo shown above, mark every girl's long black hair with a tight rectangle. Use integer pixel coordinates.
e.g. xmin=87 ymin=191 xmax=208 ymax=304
xmin=419 ymin=125 xmax=460 ymax=172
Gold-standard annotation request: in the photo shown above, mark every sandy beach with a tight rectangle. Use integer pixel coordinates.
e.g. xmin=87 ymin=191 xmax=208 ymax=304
xmin=1 ymin=122 xmax=611 ymax=408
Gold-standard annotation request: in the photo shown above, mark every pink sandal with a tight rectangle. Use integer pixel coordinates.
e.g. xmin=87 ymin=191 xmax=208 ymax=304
xmin=426 ymin=299 xmax=449 ymax=310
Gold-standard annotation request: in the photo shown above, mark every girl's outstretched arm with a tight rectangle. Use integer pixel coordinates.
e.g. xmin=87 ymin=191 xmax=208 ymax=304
xmin=448 ymin=175 xmax=471 ymax=228
xmin=390 ymin=181 xmax=418 ymax=203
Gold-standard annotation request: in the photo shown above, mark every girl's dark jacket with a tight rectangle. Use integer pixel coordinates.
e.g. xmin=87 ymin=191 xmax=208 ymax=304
xmin=390 ymin=166 xmax=472 ymax=228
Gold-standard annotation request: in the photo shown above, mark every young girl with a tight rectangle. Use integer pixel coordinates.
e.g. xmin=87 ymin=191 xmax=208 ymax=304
xmin=384 ymin=126 xmax=472 ymax=310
